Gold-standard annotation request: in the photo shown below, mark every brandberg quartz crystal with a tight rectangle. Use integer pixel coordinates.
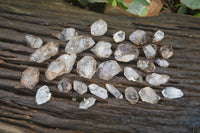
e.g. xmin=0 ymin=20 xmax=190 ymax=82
xmin=90 ymin=19 xmax=107 ymax=36
xmin=113 ymin=31 xmax=125 ymax=43
xmin=143 ymin=44 xmax=157 ymax=59
xmin=139 ymin=87 xmax=160 ymax=104
xmin=125 ymin=87 xmax=139 ymax=104
xmin=105 ymin=84 xmax=123 ymax=99
xmin=91 ymin=41 xmax=112 ymax=58
xmin=25 ymin=34 xmax=43 ymax=48
xmin=57 ymin=78 xmax=72 ymax=93
xmin=79 ymin=97 xmax=96 ymax=109
xmin=162 ymin=87 xmax=183 ymax=99
xmin=73 ymin=80 xmax=88 ymax=95
xmin=35 ymin=85 xmax=51 ymax=105
xmin=129 ymin=30 xmax=147 ymax=45
xmin=55 ymin=28 xmax=77 ymax=41
xmin=153 ymin=30 xmax=164 ymax=43
xmin=155 ymin=58 xmax=169 ymax=67
xmin=146 ymin=73 xmax=170 ymax=86
xmin=137 ymin=60 xmax=156 ymax=73
xmin=159 ymin=45 xmax=174 ymax=59
xmin=124 ymin=67 xmax=143 ymax=83
xmin=89 ymin=84 xmax=108 ymax=99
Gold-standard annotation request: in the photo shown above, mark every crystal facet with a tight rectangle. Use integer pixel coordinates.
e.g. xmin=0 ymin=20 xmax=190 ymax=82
xmin=79 ymin=97 xmax=96 ymax=109
xmin=137 ymin=60 xmax=156 ymax=73
xmin=139 ymin=87 xmax=160 ymax=104
xmin=155 ymin=58 xmax=169 ymax=67
xmin=56 ymin=28 xmax=77 ymax=41
xmin=89 ymin=84 xmax=108 ymax=99
xmin=129 ymin=30 xmax=147 ymax=45
xmin=105 ymin=84 xmax=123 ymax=99
xmin=57 ymin=78 xmax=72 ymax=93
xmin=162 ymin=87 xmax=183 ymax=99
xmin=91 ymin=41 xmax=112 ymax=58
xmin=91 ymin=19 xmax=107 ymax=36
xmin=25 ymin=34 xmax=43 ymax=48
xmin=35 ymin=85 xmax=51 ymax=105
xmin=124 ymin=67 xmax=143 ymax=82
xmin=125 ymin=87 xmax=139 ymax=104
xmin=143 ymin=44 xmax=157 ymax=59
xmin=159 ymin=45 xmax=174 ymax=59
xmin=146 ymin=73 xmax=170 ymax=86
xmin=113 ymin=31 xmax=125 ymax=43
xmin=73 ymin=80 xmax=88 ymax=95
xmin=153 ymin=30 xmax=164 ymax=43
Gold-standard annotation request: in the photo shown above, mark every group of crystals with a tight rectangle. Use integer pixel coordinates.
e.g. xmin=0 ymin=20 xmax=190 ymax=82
xmin=20 ymin=19 xmax=184 ymax=109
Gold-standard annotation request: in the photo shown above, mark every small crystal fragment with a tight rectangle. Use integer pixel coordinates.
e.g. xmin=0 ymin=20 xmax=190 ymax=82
xmin=56 ymin=28 xmax=77 ymax=41
xmin=139 ymin=87 xmax=161 ymax=104
xmin=73 ymin=80 xmax=88 ymax=95
xmin=79 ymin=97 xmax=96 ymax=109
xmin=25 ymin=34 xmax=43 ymax=48
xmin=105 ymin=84 xmax=123 ymax=99
xmin=162 ymin=87 xmax=183 ymax=99
xmin=125 ymin=87 xmax=139 ymax=104
xmin=146 ymin=73 xmax=170 ymax=86
xmin=153 ymin=30 xmax=164 ymax=43
xmin=65 ymin=35 xmax=95 ymax=54
xmin=155 ymin=58 xmax=169 ymax=67
xmin=57 ymin=78 xmax=72 ymax=93
xmin=35 ymin=85 xmax=51 ymax=105
xmin=124 ymin=67 xmax=143 ymax=83
xmin=30 ymin=42 xmax=59 ymax=63
xmin=21 ymin=67 xmax=40 ymax=89
xmin=91 ymin=19 xmax=107 ymax=36
xmin=113 ymin=31 xmax=125 ymax=43
xmin=91 ymin=41 xmax=112 ymax=58
xmin=137 ymin=60 xmax=156 ymax=73
xmin=89 ymin=84 xmax=108 ymax=99
xmin=143 ymin=44 xmax=157 ymax=59
xmin=114 ymin=43 xmax=139 ymax=62
xmin=98 ymin=60 xmax=122 ymax=80
xmin=76 ymin=56 xmax=96 ymax=79
xmin=129 ymin=30 xmax=147 ymax=45
xmin=159 ymin=45 xmax=174 ymax=59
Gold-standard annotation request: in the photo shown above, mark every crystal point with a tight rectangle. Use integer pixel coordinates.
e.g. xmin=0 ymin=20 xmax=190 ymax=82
xmin=89 ymin=84 xmax=108 ymax=99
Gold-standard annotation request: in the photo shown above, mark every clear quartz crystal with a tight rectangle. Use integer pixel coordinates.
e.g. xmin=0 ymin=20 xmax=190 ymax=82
xmin=143 ymin=44 xmax=157 ymax=59
xmin=137 ymin=59 xmax=156 ymax=73
xmin=56 ymin=28 xmax=77 ymax=41
xmin=114 ymin=43 xmax=139 ymax=62
xmin=91 ymin=41 xmax=112 ymax=58
xmin=162 ymin=87 xmax=183 ymax=99
xmin=129 ymin=30 xmax=147 ymax=45
xmin=124 ymin=67 xmax=143 ymax=82
xmin=139 ymin=87 xmax=160 ymax=104
xmin=65 ymin=35 xmax=95 ymax=54
xmin=98 ymin=60 xmax=122 ymax=80
xmin=76 ymin=56 xmax=96 ymax=79
xmin=146 ymin=73 xmax=170 ymax=86
xmin=73 ymin=80 xmax=88 ymax=95
xmin=35 ymin=85 xmax=51 ymax=105
xmin=125 ymin=87 xmax=139 ymax=104
xmin=90 ymin=19 xmax=107 ymax=36
xmin=153 ymin=30 xmax=164 ymax=43
xmin=30 ymin=42 xmax=59 ymax=63
xmin=25 ymin=34 xmax=43 ymax=48
xmin=57 ymin=78 xmax=72 ymax=93
xmin=105 ymin=84 xmax=123 ymax=99
xmin=88 ymin=84 xmax=108 ymax=99
xmin=113 ymin=31 xmax=125 ymax=43
xmin=79 ymin=97 xmax=96 ymax=109
xmin=155 ymin=58 xmax=169 ymax=67
xmin=159 ymin=45 xmax=174 ymax=59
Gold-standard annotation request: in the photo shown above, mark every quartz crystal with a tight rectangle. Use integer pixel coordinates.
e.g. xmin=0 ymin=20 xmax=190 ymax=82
xmin=91 ymin=41 xmax=112 ymax=58
xmin=129 ymin=30 xmax=147 ymax=45
xmin=125 ymin=87 xmax=139 ymax=104
xmin=162 ymin=87 xmax=183 ymax=99
xmin=155 ymin=58 xmax=169 ymax=67
xmin=105 ymin=84 xmax=123 ymax=99
xmin=113 ymin=31 xmax=125 ymax=43
xmin=90 ymin=19 xmax=107 ymax=36
xmin=46 ymin=54 xmax=76 ymax=80
xmin=57 ymin=78 xmax=72 ymax=93
xmin=143 ymin=44 xmax=157 ymax=59
xmin=114 ymin=43 xmax=139 ymax=62
xmin=56 ymin=28 xmax=77 ymax=41
xmin=76 ymin=56 xmax=96 ymax=79
xmin=124 ymin=67 xmax=143 ymax=83
xmin=89 ymin=84 xmax=108 ymax=99
xmin=35 ymin=85 xmax=51 ymax=105
xmin=73 ymin=80 xmax=88 ymax=95
xmin=30 ymin=42 xmax=59 ymax=63
xmin=21 ymin=67 xmax=40 ymax=89
xmin=98 ymin=60 xmax=122 ymax=80
xmin=79 ymin=97 xmax=96 ymax=109
xmin=159 ymin=45 xmax=174 ymax=59
xmin=65 ymin=35 xmax=95 ymax=54
xmin=139 ymin=87 xmax=161 ymax=104
xmin=137 ymin=60 xmax=156 ymax=73
xmin=153 ymin=30 xmax=164 ymax=43
xmin=25 ymin=34 xmax=43 ymax=48
xmin=146 ymin=73 xmax=170 ymax=86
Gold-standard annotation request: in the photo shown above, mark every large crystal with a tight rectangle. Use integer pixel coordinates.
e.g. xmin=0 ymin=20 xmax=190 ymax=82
xmin=30 ymin=42 xmax=59 ymax=63
xmin=139 ymin=87 xmax=160 ymax=104
xmin=124 ymin=67 xmax=143 ymax=83
xmin=57 ymin=78 xmax=72 ymax=93
xmin=114 ymin=43 xmax=139 ymax=62
xmin=91 ymin=41 xmax=112 ymax=58
xmin=159 ymin=45 xmax=174 ymax=59
xmin=21 ymin=67 xmax=40 ymax=89
xmin=79 ymin=97 xmax=96 ymax=109
xmin=25 ymin=34 xmax=43 ymax=48
xmin=88 ymin=84 xmax=108 ymax=99
xmin=105 ymin=84 xmax=123 ymax=99
xmin=55 ymin=28 xmax=77 ymax=41
xmin=146 ymin=73 xmax=170 ymax=86
xmin=73 ymin=80 xmax=88 ymax=95
xmin=65 ymin=35 xmax=95 ymax=54
xmin=143 ymin=44 xmax=157 ymax=59
xmin=90 ymin=19 xmax=107 ymax=36
xmin=76 ymin=56 xmax=96 ymax=79
xmin=162 ymin=87 xmax=183 ymax=99
xmin=98 ymin=60 xmax=122 ymax=80
xmin=137 ymin=60 xmax=155 ymax=73
xmin=125 ymin=87 xmax=139 ymax=104
xmin=155 ymin=58 xmax=169 ymax=67
xmin=129 ymin=30 xmax=147 ymax=45
xmin=35 ymin=85 xmax=51 ymax=105
xmin=153 ymin=30 xmax=164 ymax=43
xmin=113 ymin=31 xmax=125 ymax=43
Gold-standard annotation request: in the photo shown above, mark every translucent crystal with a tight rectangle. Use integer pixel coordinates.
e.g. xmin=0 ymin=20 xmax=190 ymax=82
xmin=88 ymin=84 xmax=108 ymax=99
xmin=79 ymin=97 xmax=96 ymax=109
xmin=125 ymin=87 xmax=139 ymax=104
xmin=137 ymin=60 xmax=155 ymax=73
xmin=73 ymin=80 xmax=88 ymax=95
xmin=57 ymin=78 xmax=72 ymax=93
xmin=143 ymin=44 xmax=157 ymax=59
xmin=155 ymin=58 xmax=169 ymax=67
xmin=139 ymin=87 xmax=161 ymax=104
xmin=105 ymin=84 xmax=123 ymax=99
xmin=76 ymin=56 xmax=96 ymax=79
xmin=129 ymin=30 xmax=147 ymax=45
xmin=65 ymin=35 xmax=95 ymax=54
xmin=114 ymin=43 xmax=139 ymax=62
xmin=21 ymin=67 xmax=40 ymax=89
xmin=113 ymin=31 xmax=125 ymax=43
xmin=98 ymin=60 xmax=122 ymax=80
xmin=146 ymin=73 xmax=170 ymax=86
xmin=91 ymin=19 xmax=107 ymax=36
xmin=159 ymin=45 xmax=174 ymax=59
xmin=25 ymin=34 xmax=43 ymax=48
xmin=35 ymin=85 xmax=51 ymax=105
xmin=91 ymin=41 xmax=112 ymax=58
xmin=153 ymin=30 xmax=164 ymax=43
xmin=124 ymin=67 xmax=143 ymax=83
xmin=56 ymin=28 xmax=77 ymax=41
xmin=30 ymin=42 xmax=59 ymax=63
xmin=162 ymin=87 xmax=183 ymax=99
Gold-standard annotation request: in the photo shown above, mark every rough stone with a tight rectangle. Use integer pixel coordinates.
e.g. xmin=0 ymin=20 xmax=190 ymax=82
xmin=125 ymin=87 xmax=139 ymax=104
xmin=137 ymin=60 xmax=156 ymax=73
xmin=105 ymin=84 xmax=123 ymax=99
xmin=153 ymin=30 xmax=164 ymax=43
xmin=124 ymin=67 xmax=143 ymax=83
xmin=162 ymin=87 xmax=184 ymax=99
xmin=159 ymin=45 xmax=174 ymax=59
xmin=90 ymin=19 xmax=107 ymax=36
xmin=155 ymin=58 xmax=169 ymax=67
xmin=79 ymin=97 xmax=96 ymax=109
xmin=146 ymin=73 xmax=170 ymax=86
xmin=89 ymin=84 xmax=108 ymax=99
xmin=129 ymin=30 xmax=147 ymax=45
xmin=25 ymin=34 xmax=43 ymax=48
xmin=55 ymin=28 xmax=77 ymax=41
xmin=143 ymin=44 xmax=157 ymax=59
xmin=57 ymin=78 xmax=72 ymax=93
xmin=35 ymin=85 xmax=51 ymax=105
xmin=113 ymin=31 xmax=125 ymax=43
xmin=91 ymin=41 xmax=112 ymax=58
xmin=73 ymin=80 xmax=88 ymax=95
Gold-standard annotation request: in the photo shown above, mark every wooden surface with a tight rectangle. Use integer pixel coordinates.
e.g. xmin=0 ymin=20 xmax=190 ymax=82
xmin=0 ymin=0 xmax=200 ymax=132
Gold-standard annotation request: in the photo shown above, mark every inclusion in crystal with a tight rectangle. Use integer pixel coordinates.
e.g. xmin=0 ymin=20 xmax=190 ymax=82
xmin=57 ymin=78 xmax=72 ymax=93
xmin=159 ymin=45 xmax=174 ymax=59
xmin=137 ymin=60 xmax=156 ymax=73
xmin=113 ymin=31 xmax=125 ymax=43
xmin=129 ymin=30 xmax=147 ymax=45
xmin=91 ymin=41 xmax=112 ymax=58
xmin=91 ymin=19 xmax=107 ymax=36
xmin=125 ymin=87 xmax=139 ymax=104
xmin=146 ymin=73 xmax=170 ymax=86
xmin=139 ymin=87 xmax=160 ymax=104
